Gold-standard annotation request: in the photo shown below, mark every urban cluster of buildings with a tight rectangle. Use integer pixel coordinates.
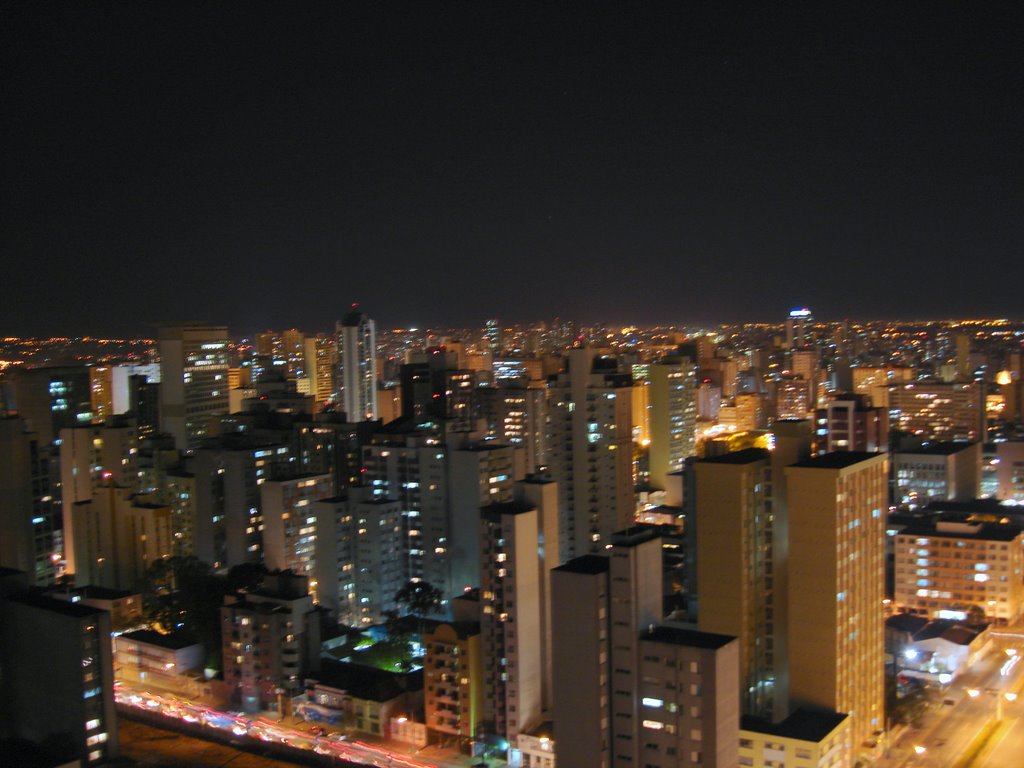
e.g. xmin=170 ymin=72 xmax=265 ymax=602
xmin=1 ymin=308 xmax=1023 ymax=767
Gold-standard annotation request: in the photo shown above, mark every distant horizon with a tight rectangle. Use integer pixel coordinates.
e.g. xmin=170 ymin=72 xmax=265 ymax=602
xmin=3 ymin=312 xmax=1023 ymax=343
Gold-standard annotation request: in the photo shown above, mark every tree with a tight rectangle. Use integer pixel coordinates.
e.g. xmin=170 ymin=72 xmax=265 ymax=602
xmin=394 ymin=579 xmax=443 ymax=619
xmin=393 ymin=580 xmax=443 ymax=661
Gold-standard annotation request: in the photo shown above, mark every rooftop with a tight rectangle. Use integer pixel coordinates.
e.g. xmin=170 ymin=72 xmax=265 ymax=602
xmin=700 ymin=447 xmax=770 ymax=465
xmin=554 ymin=554 xmax=610 ymax=575
xmin=77 ymin=585 xmax=138 ymax=601
xmin=790 ymin=451 xmax=882 ymax=469
xmin=742 ymin=708 xmax=849 ymax=743
xmin=897 ymin=521 xmax=1023 ymax=542
xmin=311 ymin=659 xmax=422 ymax=702
xmin=896 ymin=441 xmax=977 ymax=456
xmin=641 ymin=625 xmax=736 ymax=650
xmin=120 ymin=629 xmax=199 ymax=650
xmin=5 ymin=592 xmax=106 ymax=619
xmin=610 ymin=525 xmax=663 ymax=548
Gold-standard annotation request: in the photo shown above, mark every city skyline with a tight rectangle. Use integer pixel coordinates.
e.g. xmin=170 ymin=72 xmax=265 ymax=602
xmin=3 ymin=4 xmax=1023 ymax=336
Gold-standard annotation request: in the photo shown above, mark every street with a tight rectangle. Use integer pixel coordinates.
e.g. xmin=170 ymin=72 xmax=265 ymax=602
xmin=879 ymin=640 xmax=1024 ymax=768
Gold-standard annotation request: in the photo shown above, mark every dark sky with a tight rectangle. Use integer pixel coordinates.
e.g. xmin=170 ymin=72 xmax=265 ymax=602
xmin=2 ymin=3 xmax=1022 ymax=336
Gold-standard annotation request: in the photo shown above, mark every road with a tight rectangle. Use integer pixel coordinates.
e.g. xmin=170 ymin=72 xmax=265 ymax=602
xmin=115 ymin=682 xmax=496 ymax=768
xmin=878 ymin=641 xmax=1024 ymax=768
xmin=119 ymin=717 xmax=309 ymax=767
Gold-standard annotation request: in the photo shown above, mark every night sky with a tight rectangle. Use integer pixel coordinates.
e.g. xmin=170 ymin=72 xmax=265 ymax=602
xmin=2 ymin=3 xmax=1022 ymax=336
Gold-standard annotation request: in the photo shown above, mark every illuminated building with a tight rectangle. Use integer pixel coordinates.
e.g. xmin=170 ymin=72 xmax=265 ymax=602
xmin=221 ymin=571 xmax=321 ymax=713
xmin=304 ymin=333 xmax=336 ymax=404
xmin=546 ymin=348 xmax=633 ymax=561
xmin=158 ymin=323 xmax=230 ymax=450
xmin=0 ymin=415 xmax=60 ymax=584
xmin=996 ymin=441 xmax=1024 ymax=502
xmin=362 ymin=429 xmax=518 ymax=603
xmin=648 ymin=353 xmax=697 ymax=491
xmin=423 ymin=621 xmax=484 ymax=746
xmin=785 ymin=308 xmax=813 ymax=350
xmin=786 ymin=452 xmax=887 ymax=755
xmin=113 ymin=629 xmax=204 ymax=694
xmin=336 ymin=307 xmax=378 ymax=421
xmin=65 ymin=483 xmax=172 ymax=591
xmin=479 ymin=499 xmax=544 ymax=746
xmin=893 ymin=441 xmax=981 ymax=505
xmin=281 ymin=328 xmax=306 ymax=378
xmin=479 ymin=378 xmax=548 ymax=473
xmin=0 ymin=586 xmax=119 ymax=766
xmin=739 ymin=710 xmax=851 ymax=768
xmin=887 ymin=380 xmax=984 ymax=442
xmin=775 ymin=374 xmax=812 ymax=420
xmin=192 ymin=436 xmax=292 ymax=568
xmin=789 ymin=348 xmax=820 ymax=407
xmin=551 ymin=527 xmax=741 ymax=768
xmin=815 ymin=393 xmax=889 ymax=454
xmin=89 ymin=365 xmax=114 ymax=422
xmin=59 ymin=421 xmax=139 ymax=582
xmin=696 ymin=445 xmax=801 ymax=721
xmin=851 ymin=366 xmax=915 ymax=410
xmin=5 ymin=365 xmax=92 ymax=444
xmin=260 ymin=472 xmax=334 ymax=590
xmin=484 ymin=318 xmax=502 ymax=351
xmin=893 ymin=520 xmax=1024 ymax=625
xmin=733 ymin=392 xmax=767 ymax=432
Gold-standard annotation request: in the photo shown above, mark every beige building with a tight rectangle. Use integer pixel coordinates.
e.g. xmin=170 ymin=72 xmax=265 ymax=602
xmin=552 ymin=527 xmax=742 ymax=768
xmin=996 ymin=441 xmax=1024 ymax=502
xmin=696 ymin=448 xmax=780 ymax=720
xmin=893 ymin=441 xmax=981 ymax=505
xmin=893 ymin=520 xmax=1024 ymax=625
xmin=786 ymin=452 xmax=887 ymax=755
xmin=158 ymin=323 xmax=230 ymax=450
xmin=887 ymin=380 xmax=984 ymax=442
xmin=739 ymin=710 xmax=851 ymax=768
xmin=479 ymin=499 xmax=543 ymax=744
xmin=851 ymin=366 xmax=914 ymax=410
xmin=423 ymin=621 xmax=484 ymax=747
xmin=546 ymin=348 xmax=633 ymax=561
xmin=648 ymin=355 xmax=698 ymax=491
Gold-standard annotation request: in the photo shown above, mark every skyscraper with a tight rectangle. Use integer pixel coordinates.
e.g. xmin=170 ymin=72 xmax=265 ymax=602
xmin=647 ymin=352 xmax=697 ymax=491
xmin=786 ymin=452 xmax=887 ymax=753
xmin=158 ymin=323 xmax=230 ymax=450
xmin=546 ymin=348 xmax=633 ymax=562
xmin=336 ymin=306 xmax=377 ymax=421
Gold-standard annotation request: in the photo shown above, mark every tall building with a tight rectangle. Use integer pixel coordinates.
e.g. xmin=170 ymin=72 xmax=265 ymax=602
xmin=423 ymin=620 xmax=485 ymax=747
xmin=695 ymin=449 xmax=782 ymax=720
xmin=221 ymin=572 xmax=321 ymax=713
xmin=304 ymin=333 xmax=336 ymax=405
xmin=893 ymin=520 xmax=1024 ymax=625
xmin=336 ymin=307 xmax=378 ymax=421
xmin=5 ymin=365 xmax=92 ymax=444
xmin=815 ymin=393 xmax=889 ymax=454
xmin=0 ymin=588 xmax=119 ymax=766
xmin=551 ymin=527 xmax=741 ymax=768
xmin=786 ymin=452 xmax=887 ymax=754
xmin=260 ymin=473 xmax=335 ymax=586
xmin=0 ymin=416 xmax=60 ymax=584
xmin=893 ymin=442 xmax=981 ymax=505
xmin=887 ymin=380 xmax=984 ymax=442
xmin=648 ymin=353 xmax=697 ymax=491
xmin=785 ymin=308 xmax=813 ymax=350
xmin=479 ymin=499 xmax=543 ymax=745
xmin=158 ymin=323 xmax=230 ymax=450
xmin=546 ymin=348 xmax=633 ymax=562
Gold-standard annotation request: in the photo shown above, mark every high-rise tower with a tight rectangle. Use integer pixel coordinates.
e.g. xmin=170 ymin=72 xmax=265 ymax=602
xmin=158 ymin=323 xmax=230 ymax=450
xmin=336 ymin=306 xmax=377 ymax=421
